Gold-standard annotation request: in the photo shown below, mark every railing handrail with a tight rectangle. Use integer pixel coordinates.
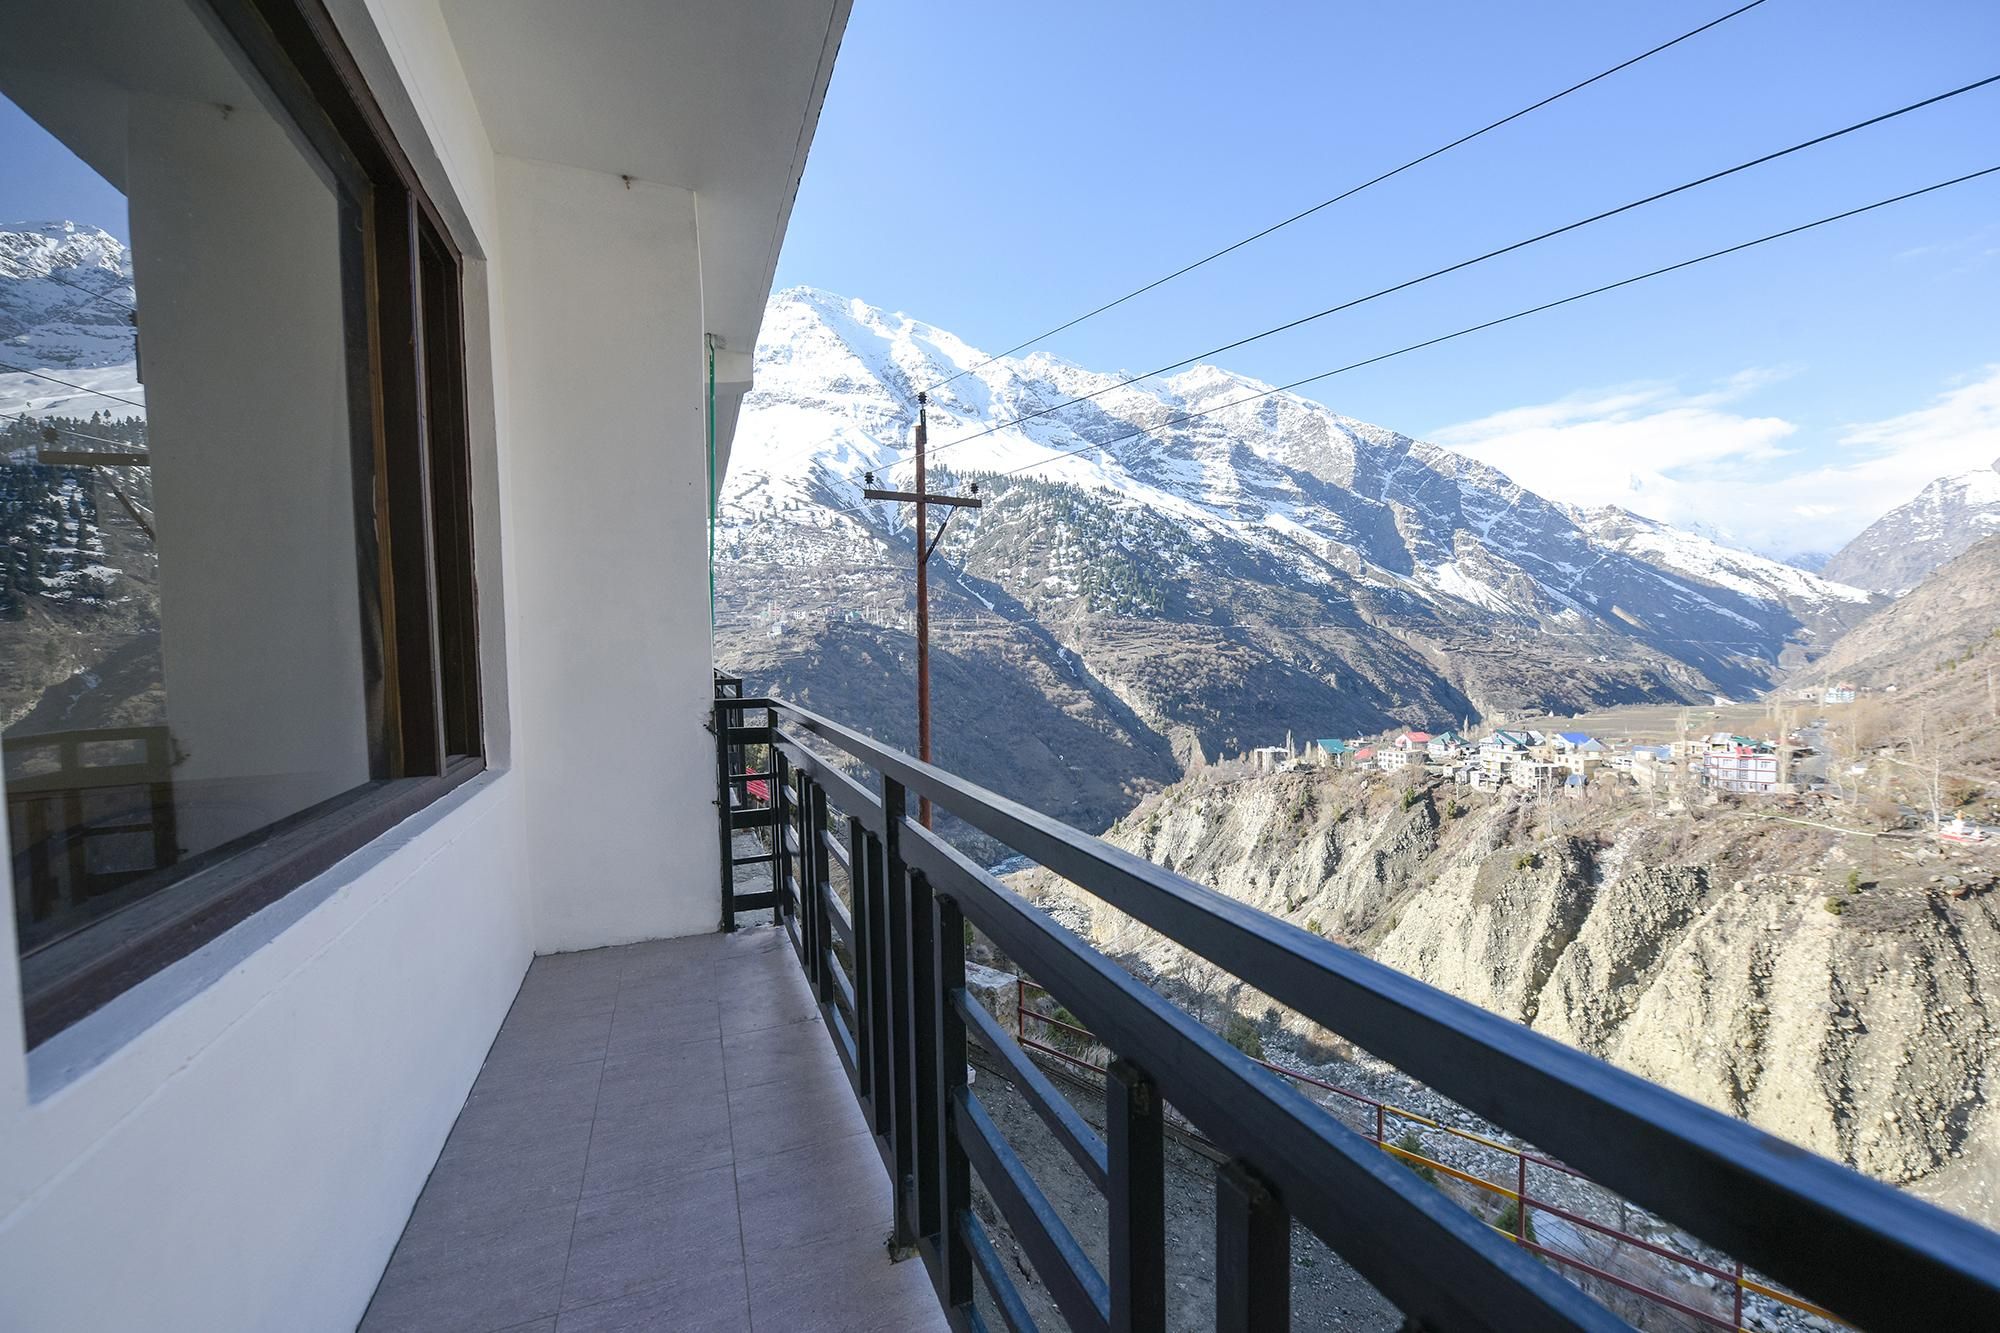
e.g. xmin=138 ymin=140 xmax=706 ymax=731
xmin=1015 ymin=981 xmax=1848 ymax=1330
xmin=724 ymin=686 xmax=2000 ymax=1330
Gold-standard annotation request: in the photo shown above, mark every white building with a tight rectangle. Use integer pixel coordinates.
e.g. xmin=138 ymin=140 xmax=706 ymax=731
xmin=0 ymin=5 xmax=879 ymax=1330
xmin=1511 ymin=758 xmax=1566 ymax=790
xmin=1251 ymin=744 xmax=1292 ymax=771
xmin=1701 ymin=737 xmax=1785 ymax=794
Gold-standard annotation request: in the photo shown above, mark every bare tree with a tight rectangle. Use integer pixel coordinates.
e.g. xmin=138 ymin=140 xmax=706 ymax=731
xmin=1908 ymin=708 xmax=1945 ymax=828
xmin=1827 ymin=719 xmax=1860 ymax=804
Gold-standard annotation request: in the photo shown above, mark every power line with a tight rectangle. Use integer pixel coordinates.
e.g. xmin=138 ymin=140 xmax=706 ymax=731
xmin=920 ymin=0 xmax=1777 ymax=396
xmin=0 ymin=362 xmax=146 ymax=411
xmin=820 ymin=164 xmax=1996 ymax=521
xmin=980 ymin=166 xmax=1998 ymax=482
xmin=882 ymin=73 xmax=2000 ymax=478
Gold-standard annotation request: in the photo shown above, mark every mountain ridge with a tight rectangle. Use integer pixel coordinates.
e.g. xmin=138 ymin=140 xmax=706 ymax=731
xmin=1795 ymin=532 xmax=2000 ymax=690
xmin=721 ymin=286 xmax=1883 ymax=824
xmin=1821 ymin=458 xmax=2000 ymax=595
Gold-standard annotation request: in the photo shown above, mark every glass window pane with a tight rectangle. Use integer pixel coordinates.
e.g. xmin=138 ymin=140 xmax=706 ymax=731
xmin=1 ymin=0 xmax=374 ymax=953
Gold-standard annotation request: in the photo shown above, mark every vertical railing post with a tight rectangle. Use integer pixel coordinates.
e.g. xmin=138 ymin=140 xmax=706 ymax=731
xmin=771 ymin=741 xmax=791 ymax=926
xmin=930 ymin=889 xmax=973 ymax=1313
xmin=881 ymin=774 xmax=918 ymax=1254
xmin=794 ymin=763 xmax=816 ymax=966
xmin=1107 ymin=1057 xmax=1166 ymax=1332
xmin=713 ymin=691 xmax=737 ymax=933
xmin=1216 ymin=1159 xmax=1289 ymax=1332
xmin=862 ymin=828 xmax=893 ymax=1139
xmin=810 ymin=780 xmax=833 ymax=1002
xmin=1515 ymin=1153 xmax=1529 ymax=1244
xmin=1733 ymin=1260 xmax=1746 ymax=1330
xmin=851 ymin=818 xmax=877 ymax=1107
xmin=722 ymin=679 xmax=744 ymax=792
xmin=908 ymin=868 xmax=940 ymax=1248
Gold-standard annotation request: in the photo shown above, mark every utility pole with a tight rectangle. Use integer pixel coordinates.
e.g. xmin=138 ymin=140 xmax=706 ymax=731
xmin=862 ymin=391 xmax=981 ymax=828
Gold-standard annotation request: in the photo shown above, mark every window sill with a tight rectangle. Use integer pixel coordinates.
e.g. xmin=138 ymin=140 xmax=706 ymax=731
xmin=20 ymin=757 xmax=486 ymax=1048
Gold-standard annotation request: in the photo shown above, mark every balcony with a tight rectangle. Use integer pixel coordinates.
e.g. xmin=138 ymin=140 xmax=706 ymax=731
xmin=701 ymin=679 xmax=2000 ymax=1330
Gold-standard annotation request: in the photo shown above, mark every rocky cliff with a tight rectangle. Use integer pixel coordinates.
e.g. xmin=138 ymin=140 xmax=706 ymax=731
xmin=1022 ymin=766 xmax=2000 ymax=1227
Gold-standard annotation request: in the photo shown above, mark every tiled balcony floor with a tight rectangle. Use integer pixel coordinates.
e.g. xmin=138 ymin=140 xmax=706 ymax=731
xmin=359 ymin=928 xmax=946 ymax=1333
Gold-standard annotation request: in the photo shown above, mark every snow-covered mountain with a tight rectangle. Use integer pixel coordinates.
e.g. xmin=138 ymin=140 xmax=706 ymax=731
xmin=1820 ymin=459 xmax=2000 ymax=596
xmin=716 ymin=288 xmax=1880 ymax=824
xmin=0 ymin=223 xmax=156 ymax=731
xmin=0 ymin=221 xmax=140 ymax=416
xmin=1567 ymin=505 xmax=1871 ymax=628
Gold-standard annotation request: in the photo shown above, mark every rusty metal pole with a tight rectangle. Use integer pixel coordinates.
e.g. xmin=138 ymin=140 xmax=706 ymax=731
xmin=855 ymin=397 xmax=977 ymax=833
xmin=915 ymin=392 xmax=933 ymax=829
xmin=1515 ymin=1152 xmax=1529 ymax=1243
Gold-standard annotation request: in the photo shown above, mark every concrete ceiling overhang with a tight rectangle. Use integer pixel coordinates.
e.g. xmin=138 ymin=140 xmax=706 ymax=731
xmin=438 ymin=0 xmax=850 ymax=474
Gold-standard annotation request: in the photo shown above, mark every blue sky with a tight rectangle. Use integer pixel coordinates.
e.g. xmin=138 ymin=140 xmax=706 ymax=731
xmin=0 ymin=96 xmax=128 ymax=240
xmin=774 ymin=0 xmax=2000 ymax=559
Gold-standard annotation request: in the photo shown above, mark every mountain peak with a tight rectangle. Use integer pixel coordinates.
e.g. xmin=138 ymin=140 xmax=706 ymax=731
xmin=0 ymin=220 xmax=128 ymax=273
xmin=1824 ymin=456 xmax=2000 ymax=594
xmin=0 ymin=220 xmax=137 ymax=381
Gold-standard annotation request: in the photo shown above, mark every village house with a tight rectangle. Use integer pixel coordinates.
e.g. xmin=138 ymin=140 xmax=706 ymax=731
xmin=1462 ymin=765 xmax=1504 ymax=791
xmin=1699 ymin=735 xmax=1786 ymax=794
xmin=1512 ymin=758 xmax=1567 ymax=790
xmin=1479 ymin=730 xmax=1532 ymax=780
xmin=1426 ymin=729 xmax=1466 ymax=760
xmin=1378 ymin=746 xmax=1415 ymax=774
xmin=1250 ymin=744 xmax=1292 ymax=772
xmin=1553 ymin=732 xmax=1610 ymax=772
xmin=1311 ymin=738 xmax=1352 ymax=768
xmin=1630 ymin=745 xmax=1678 ymax=792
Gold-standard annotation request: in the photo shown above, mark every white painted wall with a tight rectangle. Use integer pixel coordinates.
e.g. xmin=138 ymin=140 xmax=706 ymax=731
xmin=0 ymin=777 xmax=533 ymax=1333
xmin=0 ymin=10 xmax=553 ymax=1328
xmin=348 ymin=0 xmax=499 ymax=257
xmin=0 ymin=0 xmax=793 ymax=1323
xmin=497 ymin=156 xmax=722 ymax=951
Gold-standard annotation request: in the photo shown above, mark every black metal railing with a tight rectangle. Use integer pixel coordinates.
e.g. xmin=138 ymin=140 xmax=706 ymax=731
xmin=711 ymin=679 xmax=2000 ymax=1331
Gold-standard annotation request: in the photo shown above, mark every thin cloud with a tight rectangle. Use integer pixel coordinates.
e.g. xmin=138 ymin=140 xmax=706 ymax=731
xmin=1432 ymin=366 xmax=2000 ymax=560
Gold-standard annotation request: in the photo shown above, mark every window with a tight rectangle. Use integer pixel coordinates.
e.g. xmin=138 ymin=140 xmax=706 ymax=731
xmin=0 ymin=0 xmax=481 ymax=1044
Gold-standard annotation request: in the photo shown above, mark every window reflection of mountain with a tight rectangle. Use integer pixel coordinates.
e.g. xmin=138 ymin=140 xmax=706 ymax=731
xmin=1 ymin=412 xmax=175 ymax=953
xmin=0 ymin=410 xmax=164 ymax=862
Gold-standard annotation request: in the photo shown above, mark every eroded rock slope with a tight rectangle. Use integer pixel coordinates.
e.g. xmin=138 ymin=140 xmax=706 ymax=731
xmin=1025 ymin=769 xmax=2000 ymax=1224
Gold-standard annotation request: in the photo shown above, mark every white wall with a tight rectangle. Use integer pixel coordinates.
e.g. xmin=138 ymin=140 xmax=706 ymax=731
xmin=354 ymin=3 xmax=727 ymax=951
xmin=0 ymin=778 xmax=533 ymax=1332
xmin=496 ymin=155 xmax=722 ymax=952
xmin=0 ymin=0 xmax=740 ymax=1326
xmin=0 ymin=8 xmax=540 ymax=1331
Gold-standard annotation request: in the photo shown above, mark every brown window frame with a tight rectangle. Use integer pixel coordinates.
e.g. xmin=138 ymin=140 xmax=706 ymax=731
xmin=16 ymin=0 xmax=484 ymax=1046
